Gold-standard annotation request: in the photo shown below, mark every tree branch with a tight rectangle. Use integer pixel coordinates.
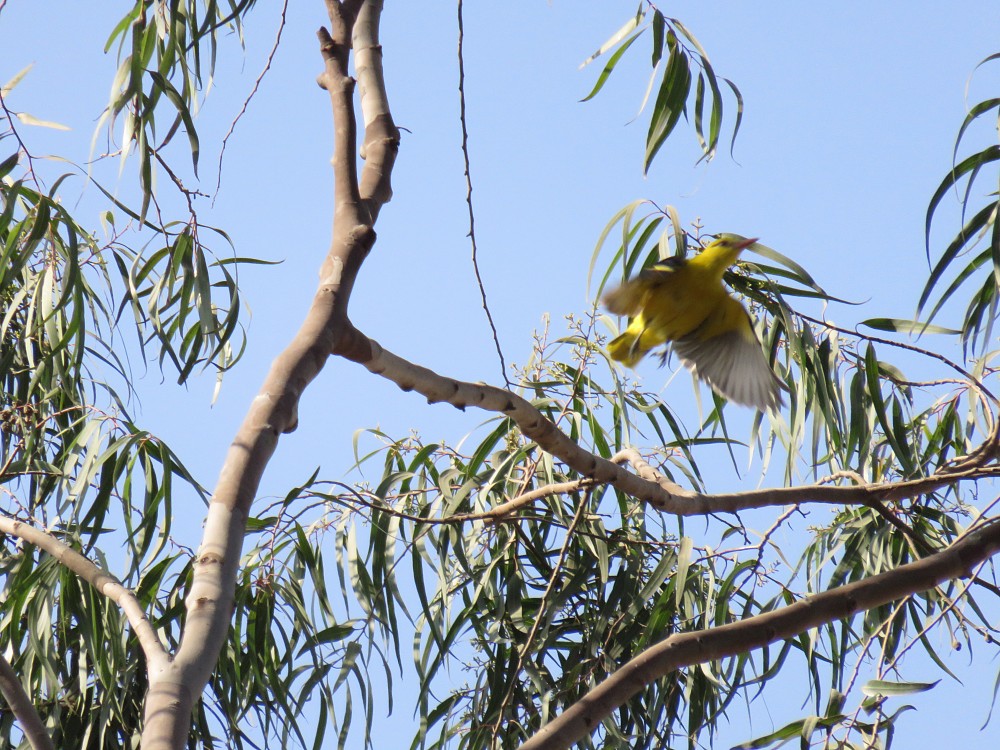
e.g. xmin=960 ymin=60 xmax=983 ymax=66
xmin=331 ymin=477 xmax=599 ymax=525
xmin=213 ymin=0 xmax=290 ymax=200
xmin=352 ymin=334 xmax=1000 ymax=514
xmin=353 ymin=0 xmax=399 ymax=221
xmin=140 ymin=2 xmax=395 ymax=746
xmin=0 ymin=650 xmax=54 ymax=750
xmin=518 ymin=518 xmax=1000 ymax=750
xmin=0 ymin=515 xmax=168 ymax=668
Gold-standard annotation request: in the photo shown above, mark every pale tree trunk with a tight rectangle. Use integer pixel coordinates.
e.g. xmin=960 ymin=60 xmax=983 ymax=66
xmin=139 ymin=1 xmax=398 ymax=746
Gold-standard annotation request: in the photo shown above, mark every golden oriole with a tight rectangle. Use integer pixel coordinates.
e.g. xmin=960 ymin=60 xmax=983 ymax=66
xmin=603 ymin=234 xmax=784 ymax=412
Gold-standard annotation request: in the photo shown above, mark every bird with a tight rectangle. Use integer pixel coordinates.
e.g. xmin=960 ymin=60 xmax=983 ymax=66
xmin=603 ymin=234 xmax=785 ymax=412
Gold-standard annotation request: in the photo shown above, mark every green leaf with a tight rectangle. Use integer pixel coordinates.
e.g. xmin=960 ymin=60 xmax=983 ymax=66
xmin=651 ymin=11 xmax=665 ymax=67
xmin=924 ymin=144 xmax=1000 ymax=260
xmin=860 ymin=318 xmax=961 ymax=336
xmin=864 ymin=343 xmax=912 ymax=474
xmin=306 ymin=623 xmax=356 ymax=648
xmin=212 ymin=256 xmax=283 ymax=266
xmin=861 ymin=679 xmax=940 ymax=697
xmin=580 ymin=8 xmax=645 ymax=68
xmin=723 ymin=76 xmax=744 ymax=157
xmin=674 ymin=535 xmax=693 ymax=609
xmin=0 ymin=152 xmax=20 ymax=180
xmin=644 ymin=43 xmax=691 ymax=172
xmin=919 ymin=201 xmax=998 ymax=316
xmin=579 ymin=32 xmax=643 ymax=102
xmin=148 ymin=71 xmax=201 ymax=174
xmin=744 ymin=239 xmax=828 ymax=296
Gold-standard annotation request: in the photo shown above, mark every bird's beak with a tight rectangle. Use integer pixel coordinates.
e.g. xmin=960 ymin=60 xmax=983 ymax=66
xmin=736 ymin=237 xmax=759 ymax=252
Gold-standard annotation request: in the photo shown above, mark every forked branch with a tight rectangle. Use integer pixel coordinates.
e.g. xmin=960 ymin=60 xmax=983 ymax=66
xmin=353 ymin=335 xmax=1000 ymax=515
xmin=140 ymin=2 xmax=397 ymax=747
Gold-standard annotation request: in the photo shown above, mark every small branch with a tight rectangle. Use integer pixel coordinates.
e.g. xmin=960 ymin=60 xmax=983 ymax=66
xmin=795 ymin=311 xmax=1000 ymax=471
xmin=518 ymin=518 xmax=1000 ymax=750
xmin=457 ymin=0 xmax=508 ymax=386
xmin=794 ymin=312 xmax=997 ymax=403
xmin=480 ymin=478 xmax=595 ymax=522
xmin=0 ymin=83 xmax=41 ymax=188
xmin=354 ymin=334 xmax=1000 ymax=516
xmin=319 ymin=475 xmax=597 ymax=526
xmin=353 ymin=0 xmax=399 ymax=222
xmin=519 ymin=493 xmax=589 ymax=653
xmin=750 ymin=504 xmax=799 ymax=569
xmin=0 ymin=650 xmax=53 ymax=750
xmin=882 ymin=563 xmax=987 ymax=675
xmin=0 ymin=515 xmax=168 ymax=668
xmin=151 ymin=150 xmax=208 ymax=236
xmin=821 ymin=472 xmax=1000 ymax=599
xmin=316 ymin=17 xmax=363 ymax=227
xmin=213 ymin=0 xmax=289 ymax=200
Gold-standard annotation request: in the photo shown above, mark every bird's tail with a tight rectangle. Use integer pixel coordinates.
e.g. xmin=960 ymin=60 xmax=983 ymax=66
xmin=607 ymin=330 xmax=650 ymax=367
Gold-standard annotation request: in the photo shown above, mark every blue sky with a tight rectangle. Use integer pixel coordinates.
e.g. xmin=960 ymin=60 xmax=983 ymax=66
xmin=4 ymin=1 xmax=1000 ymax=748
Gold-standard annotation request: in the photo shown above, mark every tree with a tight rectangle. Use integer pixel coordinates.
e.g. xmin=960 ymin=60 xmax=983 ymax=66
xmin=1 ymin=1 xmax=1000 ymax=749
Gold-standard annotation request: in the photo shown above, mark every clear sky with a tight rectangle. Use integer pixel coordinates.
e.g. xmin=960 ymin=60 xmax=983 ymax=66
xmin=3 ymin=2 xmax=1000 ymax=748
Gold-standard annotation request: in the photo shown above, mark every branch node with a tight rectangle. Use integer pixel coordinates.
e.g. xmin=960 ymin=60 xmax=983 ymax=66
xmin=316 ymin=26 xmax=336 ymax=56
xmin=349 ymin=223 xmax=376 ymax=250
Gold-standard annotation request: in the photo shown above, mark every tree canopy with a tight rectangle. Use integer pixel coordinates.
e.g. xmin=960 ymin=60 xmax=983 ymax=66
xmin=2 ymin=2 xmax=1000 ymax=749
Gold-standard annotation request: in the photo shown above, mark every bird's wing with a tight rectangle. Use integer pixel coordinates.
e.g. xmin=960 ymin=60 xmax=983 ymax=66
xmin=638 ymin=256 xmax=686 ymax=278
xmin=602 ymin=257 xmax=686 ymax=316
xmin=602 ymin=278 xmax=647 ymax=316
xmin=672 ymin=303 xmax=786 ymax=412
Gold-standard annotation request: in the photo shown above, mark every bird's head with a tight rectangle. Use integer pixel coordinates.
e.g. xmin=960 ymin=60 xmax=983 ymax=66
xmin=698 ymin=234 xmax=759 ymax=274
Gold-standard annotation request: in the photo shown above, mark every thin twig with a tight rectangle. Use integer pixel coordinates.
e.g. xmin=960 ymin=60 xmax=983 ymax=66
xmin=457 ymin=0 xmax=508 ymax=386
xmin=494 ymin=487 xmax=592 ymax=740
xmin=0 ymin=84 xmax=40 ymax=188
xmin=213 ymin=0 xmax=289 ymax=201
xmin=795 ymin=310 xmax=998 ymax=404
xmin=750 ymin=504 xmax=799 ymax=569
xmin=152 ymin=150 xmax=207 ymax=219
xmin=839 ymin=595 xmax=912 ymax=745
xmin=315 ymin=476 xmax=598 ymax=526
xmin=881 ymin=562 xmax=989 ymax=675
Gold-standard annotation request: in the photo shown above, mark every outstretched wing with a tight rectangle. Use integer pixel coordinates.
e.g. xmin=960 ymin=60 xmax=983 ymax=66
xmin=602 ymin=257 xmax=686 ymax=316
xmin=672 ymin=299 xmax=785 ymax=412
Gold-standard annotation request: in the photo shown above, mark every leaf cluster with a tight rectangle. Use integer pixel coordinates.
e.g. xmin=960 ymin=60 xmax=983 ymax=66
xmin=581 ymin=5 xmax=742 ymax=172
xmin=100 ymin=0 xmax=258 ymax=219
xmin=921 ymin=54 xmax=1000 ymax=358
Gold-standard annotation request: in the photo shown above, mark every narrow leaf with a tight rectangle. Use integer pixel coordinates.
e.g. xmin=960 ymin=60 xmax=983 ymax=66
xmin=580 ymin=9 xmax=645 ymax=68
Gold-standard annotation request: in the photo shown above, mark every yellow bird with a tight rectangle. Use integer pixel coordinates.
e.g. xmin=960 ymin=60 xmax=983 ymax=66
xmin=603 ymin=234 xmax=785 ymax=411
